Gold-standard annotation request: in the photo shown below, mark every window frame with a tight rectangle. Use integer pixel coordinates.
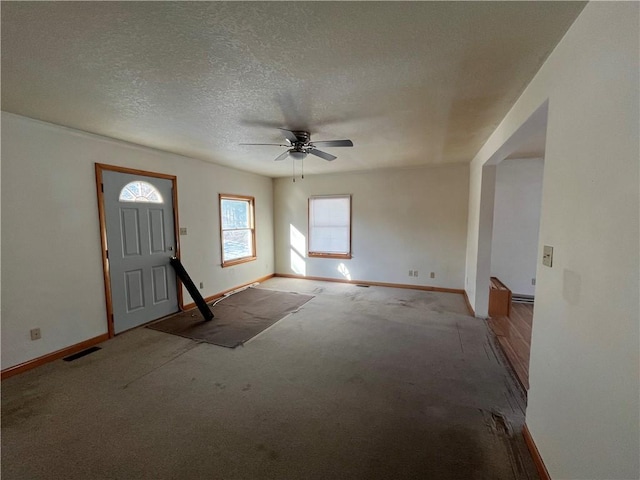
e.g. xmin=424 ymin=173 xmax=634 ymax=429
xmin=219 ymin=194 xmax=257 ymax=267
xmin=308 ymin=194 xmax=352 ymax=259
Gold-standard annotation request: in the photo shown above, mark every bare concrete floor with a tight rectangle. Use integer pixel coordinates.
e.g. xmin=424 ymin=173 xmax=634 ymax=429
xmin=2 ymin=278 xmax=537 ymax=479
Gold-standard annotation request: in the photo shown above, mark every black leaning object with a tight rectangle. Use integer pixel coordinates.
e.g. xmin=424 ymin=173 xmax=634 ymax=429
xmin=170 ymin=257 xmax=214 ymax=322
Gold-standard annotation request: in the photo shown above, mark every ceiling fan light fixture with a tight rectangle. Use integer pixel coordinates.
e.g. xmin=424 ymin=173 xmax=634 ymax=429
xmin=290 ymin=150 xmax=307 ymax=160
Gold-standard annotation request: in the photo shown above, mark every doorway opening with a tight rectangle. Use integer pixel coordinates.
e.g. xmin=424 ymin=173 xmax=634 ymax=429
xmin=477 ymin=102 xmax=548 ymax=391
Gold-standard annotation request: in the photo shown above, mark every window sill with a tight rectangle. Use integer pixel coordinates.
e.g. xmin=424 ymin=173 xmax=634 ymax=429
xmin=308 ymin=252 xmax=352 ymax=260
xmin=222 ymin=256 xmax=257 ymax=268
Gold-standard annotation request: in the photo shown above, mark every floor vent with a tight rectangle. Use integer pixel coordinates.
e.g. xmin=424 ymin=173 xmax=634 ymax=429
xmin=355 ymin=284 xmax=370 ymax=288
xmin=63 ymin=346 xmax=101 ymax=362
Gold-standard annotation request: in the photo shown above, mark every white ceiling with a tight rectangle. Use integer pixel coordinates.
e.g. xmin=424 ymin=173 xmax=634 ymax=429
xmin=1 ymin=2 xmax=584 ymax=177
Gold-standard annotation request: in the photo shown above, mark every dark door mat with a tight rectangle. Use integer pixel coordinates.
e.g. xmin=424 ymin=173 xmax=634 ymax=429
xmin=147 ymin=288 xmax=313 ymax=348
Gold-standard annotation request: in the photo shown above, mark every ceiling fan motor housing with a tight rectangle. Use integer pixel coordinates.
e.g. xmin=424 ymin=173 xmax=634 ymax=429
xmin=291 ymin=131 xmax=311 ymax=145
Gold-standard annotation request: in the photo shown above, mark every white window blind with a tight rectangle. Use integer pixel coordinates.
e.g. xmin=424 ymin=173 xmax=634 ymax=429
xmin=309 ymin=195 xmax=351 ymax=256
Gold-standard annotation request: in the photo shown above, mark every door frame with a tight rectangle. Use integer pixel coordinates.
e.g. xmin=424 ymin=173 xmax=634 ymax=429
xmin=95 ymin=163 xmax=183 ymax=337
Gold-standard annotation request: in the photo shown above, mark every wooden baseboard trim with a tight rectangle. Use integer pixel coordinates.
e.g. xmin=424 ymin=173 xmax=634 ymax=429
xmin=182 ymin=274 xmax=275 ymax=311
xmin=1 ymin=333 xmax=110 ymax=380
xmin=463 ymin=290 xmax=476 ymax=316
xmin=274 ymin=273 xmax=464 ymax=294
xmin=523 ymin=424 xmax=551 ymax=480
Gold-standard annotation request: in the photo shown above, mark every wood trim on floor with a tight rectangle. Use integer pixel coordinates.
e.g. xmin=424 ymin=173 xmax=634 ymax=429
xmin=1 ymin=333 xmax=110 ymax=380
xmin=463 ymin=290 xmax=476 ymax=316
xmin=522 ymin=424 xmax=552 ymax=480
xmin=182 ymin=274 xmax=275 ymax=310
xmin=274 ymin=273 xmax=464 ymax=294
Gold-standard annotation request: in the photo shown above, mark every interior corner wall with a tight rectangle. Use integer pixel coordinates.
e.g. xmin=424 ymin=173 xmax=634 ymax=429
xmin=273 ymin=164 xmax=469 ymax=290
xmin=1 ymin=113 xmax=274 ymax=370
xmin=490 ymin=158 xmax=544 ymax=296
xmin=465 ymin=3 xmax=639 ymax=479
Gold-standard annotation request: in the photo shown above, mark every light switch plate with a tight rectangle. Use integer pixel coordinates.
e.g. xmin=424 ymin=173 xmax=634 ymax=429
xmin=542 ymin=245 xmax=553 ymax=267
xmin=179 ymin=227 xmax=187 ymax=235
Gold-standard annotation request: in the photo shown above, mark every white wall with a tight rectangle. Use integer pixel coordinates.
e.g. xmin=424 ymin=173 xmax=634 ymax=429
xmin=490 ymin=158 xmax=544 ymax=296
xmin=1 ymin=113 xmax=274 ymax=370
xmin=465 ymin=3 xmax=639 ymax=479
xmin=274 ymin=164 xmax=469 ymax=290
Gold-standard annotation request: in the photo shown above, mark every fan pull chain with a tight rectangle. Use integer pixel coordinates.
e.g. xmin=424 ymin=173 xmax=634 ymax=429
xmin=301 ymin=158 xmax=304 ymax=179
xmin=292 ymin=158 xmax=295 ymax=182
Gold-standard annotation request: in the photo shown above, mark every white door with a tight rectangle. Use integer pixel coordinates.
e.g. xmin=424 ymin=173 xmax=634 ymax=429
xmin=102 ymin=170 xmax=178 ymax=333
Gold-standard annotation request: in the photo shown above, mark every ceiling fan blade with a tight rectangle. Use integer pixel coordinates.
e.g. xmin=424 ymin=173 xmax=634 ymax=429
xmin=239 ymin=143 xmax=288 ymax=146
xmin=279 ymin=128 xmax=299 ymax=144
xmin=274 ymin=150 xmax=292 ymax=162
xmin=311 ymin=139 xmax=353 ymax=148
xmin=308 ymin=149 xmax=337 ymax=161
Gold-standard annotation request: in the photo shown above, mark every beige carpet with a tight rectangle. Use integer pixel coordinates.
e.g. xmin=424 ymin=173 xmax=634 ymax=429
xmin=2 ymin=278 xmax=537 ymax=480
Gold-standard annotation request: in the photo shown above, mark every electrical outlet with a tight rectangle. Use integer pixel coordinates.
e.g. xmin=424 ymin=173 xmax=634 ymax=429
xmin=409 ymin=270 xmax=414 ymax=277
xmin=30 ymin=328 xmax=41 ymax=341
xmin=199 ymin=282 xmax=204 ymax=289
xmin=179 ymin=227 xmax=188 ymax=235
xmin=414 ymin=270 xmax=419 ymax=277
xmin=430 ymin=272 xmax=435 ymax=279
xmin=532 ymin=278 xmax=536 ymax=286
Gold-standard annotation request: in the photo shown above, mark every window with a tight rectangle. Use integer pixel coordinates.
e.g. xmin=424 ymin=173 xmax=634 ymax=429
xmin=119 ymin=181 xmax=163 ymax=203
xmin=308 ymin=195 xmax=351 ymax=259
xmin=219 ymin=194 xmax=256 ymax=267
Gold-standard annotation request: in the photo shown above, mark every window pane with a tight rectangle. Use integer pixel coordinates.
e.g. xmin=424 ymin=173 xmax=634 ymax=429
xmin=222 ymin=229 xmax=253 ymax=261
xmin=119 ymin=181 xmax=163 ymax=203
xmin=311 ymin=197 xmax=350 ymax=226
xmin=309 ymin=226 xmax=349 ymax=253
xmin=309 ymin=195 xmax=351 ymax=254
xmin=221 ymin=199 xmax=250 ymax=229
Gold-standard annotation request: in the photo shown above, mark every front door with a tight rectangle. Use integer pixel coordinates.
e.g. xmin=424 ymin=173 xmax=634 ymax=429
xmin=102 ymin=170 xmax=178 ymax=333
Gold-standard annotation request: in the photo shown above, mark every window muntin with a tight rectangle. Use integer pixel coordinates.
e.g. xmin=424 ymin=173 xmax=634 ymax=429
xmin=220 ymin=194 xmax=256 ymax=267
xmin=119 ymin=181 xmax=163 ymax=203
xmin=308 ymin=195 xmax=351 ymax=259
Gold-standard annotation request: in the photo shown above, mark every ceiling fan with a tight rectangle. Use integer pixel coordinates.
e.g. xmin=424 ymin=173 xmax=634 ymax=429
xmin=241 ymin=129 xmax=353 ymax=162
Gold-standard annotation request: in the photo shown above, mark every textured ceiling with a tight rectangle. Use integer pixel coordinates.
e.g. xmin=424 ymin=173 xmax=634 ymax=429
xmin=1 ymin=2 xmax=584 ymax=177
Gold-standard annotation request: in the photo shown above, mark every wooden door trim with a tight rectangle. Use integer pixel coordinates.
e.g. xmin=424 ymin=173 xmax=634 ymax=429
xmin=95 ymin=163 xmax=182 ymax=338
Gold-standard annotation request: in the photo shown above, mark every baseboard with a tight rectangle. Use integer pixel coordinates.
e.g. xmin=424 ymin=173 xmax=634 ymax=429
xmin=182 ymin=274 xmax=275 ymax=311
xmin=274 ymin=273 xmax=464 ymax=294
xmin=523 ymin=424 xmax=551 ymax=480
xmin=463 ymin=290 xmax=476 ymax=316
xmin=1 ymin=333 xmax=110 ymax=380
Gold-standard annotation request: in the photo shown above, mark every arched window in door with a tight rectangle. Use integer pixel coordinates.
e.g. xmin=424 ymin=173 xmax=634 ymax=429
xmin=119 ymin=181 xmax=163 ymax=203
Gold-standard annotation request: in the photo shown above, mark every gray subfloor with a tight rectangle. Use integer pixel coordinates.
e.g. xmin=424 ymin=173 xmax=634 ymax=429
xmin=1 ymin=278 xmax=538 ymax=479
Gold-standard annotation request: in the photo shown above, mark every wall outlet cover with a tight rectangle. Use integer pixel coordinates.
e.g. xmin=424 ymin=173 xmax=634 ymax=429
xmin=179 ymin=227 xmax=188 ymax=235
xmin=30 ymin=328 xmax=41 ymax=341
